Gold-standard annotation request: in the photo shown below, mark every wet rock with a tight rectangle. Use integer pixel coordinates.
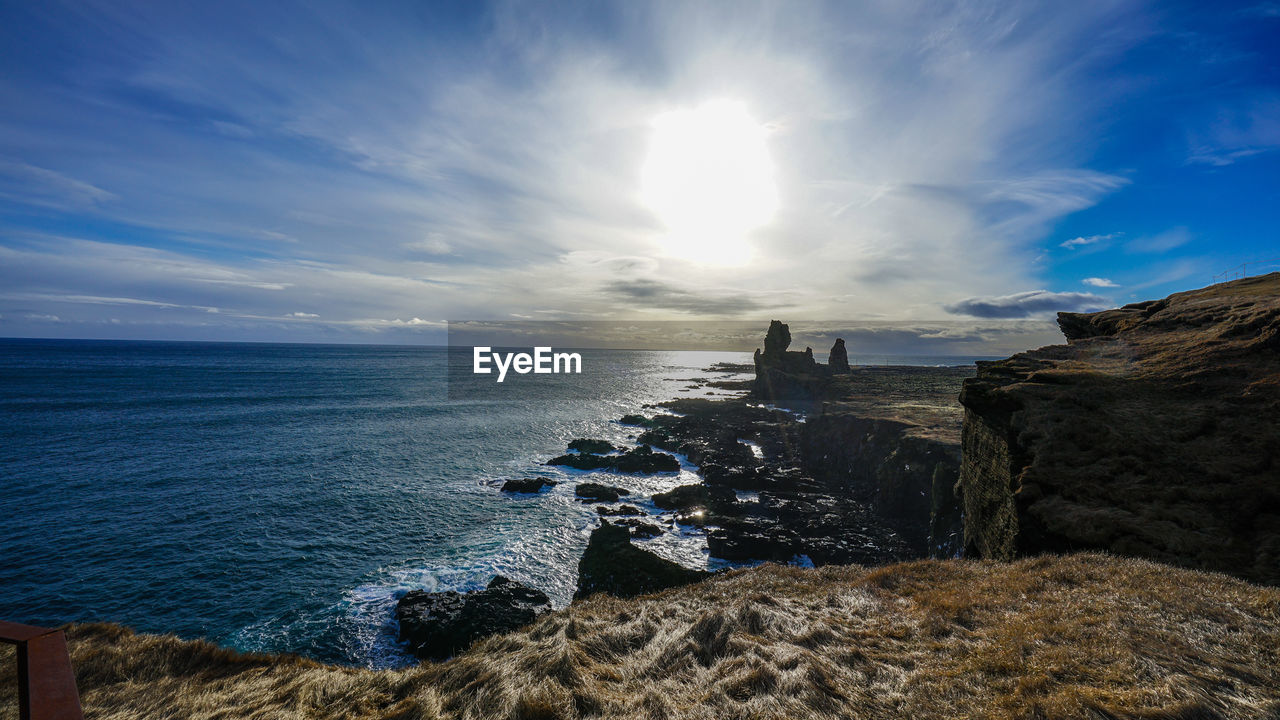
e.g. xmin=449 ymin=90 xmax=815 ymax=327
xmin=618 ymin=414 xmax=654 ymax=427
xmin=597 ymin=504 xmax=644 ymax=516
xmin=575 ymin=483 xmax=630 ymax=503
xmin=651 ymin=484 xmax=710 ymax=511
xmin=396 ymin=576 xmax=551 ymax=661
xmin=500 ymin=477 xmax=558 ymax=494
xmin=575 ymin=522 xmax=710 ymax=599
xmin=706 ymin=490 xmax=912 ymax=567
xmin=548 ymin=445 xmax=680 ymax=473
xmin=675 ymin=509 xmax=708 ymax=527
xmin=567 ymin=438 xmax=616 ymax=454
xmin=627 ymin=521 xmax=664 ymax=539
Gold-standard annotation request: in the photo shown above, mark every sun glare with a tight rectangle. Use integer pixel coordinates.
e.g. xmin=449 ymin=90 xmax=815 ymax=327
xmin=641 ymin=100 xmax=777 ymax=264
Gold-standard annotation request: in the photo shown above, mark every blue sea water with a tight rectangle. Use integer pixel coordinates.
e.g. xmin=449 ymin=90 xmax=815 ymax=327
xmin=0 ymin=339 xmax=979 ymax=668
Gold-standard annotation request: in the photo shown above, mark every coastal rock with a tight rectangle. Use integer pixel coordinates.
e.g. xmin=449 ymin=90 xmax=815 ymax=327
xmin=575 ymin=522 xmax=710 ymax=599
xmin=395 ymin=576 xmax=551 ymax=661
xmin=798 ymin=411 xmax=960 ymax=555
xmin=567 ymin=438 xmax=616 ymax=454
xmin=958 ymin=273 xmax=1280 ymax=584
xmin=753 ymin=320 xmax=825 ymax=402
xmin=597 ymin=504 xmax=644 ymax=516
xmin=574 ymin=483 xmax=630 ymax=503
xmin=706 ymin=489 xmax=912 ymax=566
xmin=651 ymin=484 xmax=710 ymax=511
xmin=763 ymin=319 xmax=791 ymax=358
xmin=624 ymin=521 xmax=664 ymax=538
xmin=828 ymin=338 xmax=850 ymax=373
xmin=618 ymin=414 xmax=654 ymax=427
xmin=500 ymin=477 xmax=557 ymax=493
xmin=548 ymin=445 xmax=680 ymax=473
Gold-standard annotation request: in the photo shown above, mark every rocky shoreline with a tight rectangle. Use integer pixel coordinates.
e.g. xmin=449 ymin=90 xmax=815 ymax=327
xmin=397 ymin=321 xmax=974 ymax=660
xmin=397 ymin=274 xmax=1280 ymax=660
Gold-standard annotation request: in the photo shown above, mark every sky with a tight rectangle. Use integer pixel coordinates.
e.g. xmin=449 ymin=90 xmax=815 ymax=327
xmin=0 ymin=0 xmax=1277 ymax=351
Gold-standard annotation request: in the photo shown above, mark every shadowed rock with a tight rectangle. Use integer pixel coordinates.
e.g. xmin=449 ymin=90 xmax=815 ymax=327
xmin=567 ymin=438 xmax=616 ymax=454
xmin=959 ymin=273 xmax=1280 ymax=585
xmin=549 ymin=445 xmax=680 ymax=473
xmin=574 ymin=483 xmax=630 ymax=503
xmin=395 ymin=576 xmax=551 ymax=661
xmin=500 ymin=477 xmax=557 ymax=493
xmin=597 ymin=504 xmax=644 ymax=516
xmin=829 ymin=338 xmax=850 ymax=373
xmin=575 ymin=522 xmax=710 ymax=599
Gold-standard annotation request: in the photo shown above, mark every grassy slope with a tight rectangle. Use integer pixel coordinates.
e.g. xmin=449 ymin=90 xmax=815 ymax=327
xmin=3 ymin=554 xmax=1278 ymax=720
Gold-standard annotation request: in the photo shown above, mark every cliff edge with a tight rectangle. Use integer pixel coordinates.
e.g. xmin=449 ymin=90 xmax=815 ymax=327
xmin=959 ymin=273 xmax=1280 ymax=584
xmin=4 ymin=555 xmax=1278 ymax=719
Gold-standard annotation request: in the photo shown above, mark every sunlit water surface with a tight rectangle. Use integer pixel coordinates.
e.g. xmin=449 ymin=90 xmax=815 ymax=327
xmin=0 ymin=340 xmax=752 ymax=667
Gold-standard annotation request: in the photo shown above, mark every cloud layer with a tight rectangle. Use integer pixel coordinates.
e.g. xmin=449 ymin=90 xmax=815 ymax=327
xmin=9 ymin=0 xmax=1264 ymax=346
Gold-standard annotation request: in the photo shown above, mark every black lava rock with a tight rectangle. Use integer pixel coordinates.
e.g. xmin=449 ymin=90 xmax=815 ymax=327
xmin=651 ymin=484 xmax=710 ymax=511
xmin=567 ymin=438 xmax=616 ymax=454
xmin=500 ymin=477 xmax=558 ymax=493
xmin=575 ymin=522 xmax=710 ymax=600
xmin=548 ymin=445 xmax=679 ymax=474
xmin=574 ymin=483 xmax=631 ymax=503
xmin=395 ymin=576 xmax=551 ymax=661
xmin=597 ymin=504 xmax=644 ymax=516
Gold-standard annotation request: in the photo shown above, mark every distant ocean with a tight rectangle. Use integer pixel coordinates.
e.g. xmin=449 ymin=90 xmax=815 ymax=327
xmin=0 ymin=339 xmax=983 ymax=668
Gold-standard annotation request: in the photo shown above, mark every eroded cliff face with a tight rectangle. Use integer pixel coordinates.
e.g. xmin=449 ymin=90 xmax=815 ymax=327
xmin=798 ymin=412 xmax=962 ymax=556
xmin=959 ymin=273 xmax=1280 ymax=584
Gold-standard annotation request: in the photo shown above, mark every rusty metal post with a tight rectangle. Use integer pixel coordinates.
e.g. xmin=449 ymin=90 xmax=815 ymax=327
xmin=0 ymin=621 xmax=84 ymax=720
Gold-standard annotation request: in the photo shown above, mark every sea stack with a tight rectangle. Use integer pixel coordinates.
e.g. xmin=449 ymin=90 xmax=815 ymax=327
xmin=829 ymin=338 xmax=850 ymax=373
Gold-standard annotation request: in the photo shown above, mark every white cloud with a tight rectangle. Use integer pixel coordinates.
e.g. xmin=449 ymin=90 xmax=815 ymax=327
xmin=1061 ymin=232 xmax=1119 ymax=249
xmin=1082 ymin=277 xmax=1118 ymax=287
xmin=0 ymin=1 xmax=1149 ymax=340
xmin=944 ymin=290 xmax=1112 ymax=318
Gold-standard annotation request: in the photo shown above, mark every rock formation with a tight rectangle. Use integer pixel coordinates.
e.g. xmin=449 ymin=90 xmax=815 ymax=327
xmin=575 ymin=522 xmax=710 ymax=599
xmin=567 ymin=438 xmax=616 ymax=454
xmin=753 ymin=321 xmax=823 ymax=401
xmin=959 ymin=273 xmax=1280 ymax=585
xmin=573 ymin=483 xmax=630 ymax=503
xmin=395 ymin=576 xmax=551 ymax=661
xmin=828 ymin=338 xmax=850 ymax=373
xmin=500 ymin=477 xmax=557 ymax=493
xmin=548 ymin=445 xmax=679 ymax=473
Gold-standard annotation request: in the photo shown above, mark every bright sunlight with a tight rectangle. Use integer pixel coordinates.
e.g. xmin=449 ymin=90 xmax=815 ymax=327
xmin=640 ymin=100 xmax=778 ymax=265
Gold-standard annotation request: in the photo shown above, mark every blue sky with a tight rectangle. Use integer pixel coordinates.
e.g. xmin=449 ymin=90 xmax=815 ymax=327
xmin=0 ymin=0 xmax=1277 ymax=349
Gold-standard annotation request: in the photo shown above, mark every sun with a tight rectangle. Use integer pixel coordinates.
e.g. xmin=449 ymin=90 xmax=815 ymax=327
xmin=640 ymin=100 xmax=778 ymax=264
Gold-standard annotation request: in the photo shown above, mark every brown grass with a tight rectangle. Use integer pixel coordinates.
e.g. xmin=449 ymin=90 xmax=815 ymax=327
xmin=5 ymin=554 xmax=1278 ymax=719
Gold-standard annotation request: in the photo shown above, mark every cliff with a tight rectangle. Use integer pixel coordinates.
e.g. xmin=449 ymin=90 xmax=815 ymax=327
xmin=7 ymin=555 xmax=1277 ymax=719
xmin=959 ymin=273 xmax=1280 ymax=584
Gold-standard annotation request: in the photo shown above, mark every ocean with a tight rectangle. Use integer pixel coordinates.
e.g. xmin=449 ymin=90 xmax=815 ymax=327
xmin=0 ymin=339 xmax=978 ymax=668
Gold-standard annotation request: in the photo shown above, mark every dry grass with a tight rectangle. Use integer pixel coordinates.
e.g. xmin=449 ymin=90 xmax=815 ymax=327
xmin=5 ymin=554 xmax=1278 ymax=720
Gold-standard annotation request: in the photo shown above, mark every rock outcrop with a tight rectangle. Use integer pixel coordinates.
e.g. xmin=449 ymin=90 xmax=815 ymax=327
xmin=500 ymin=477 xmax=557 ymax=493
xmin=753 ymin=320 xmax=823 ymax=401
xmin=828 ymin=338 xmax=850 ymax=373
xmin=548 ymin=445 xmax=679 ymax=473
xmin=574 ymin=483 xmax=630 ymax=503
xmin=395 ymin=576 xmax=551 ymax=661
xmin=959 ymin=273 xmax=1280 ymax=584
xmin=575 ymin=522 xmax=710 ymax=599
xmin=567 ymin=438 xmax=616 ymax=454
